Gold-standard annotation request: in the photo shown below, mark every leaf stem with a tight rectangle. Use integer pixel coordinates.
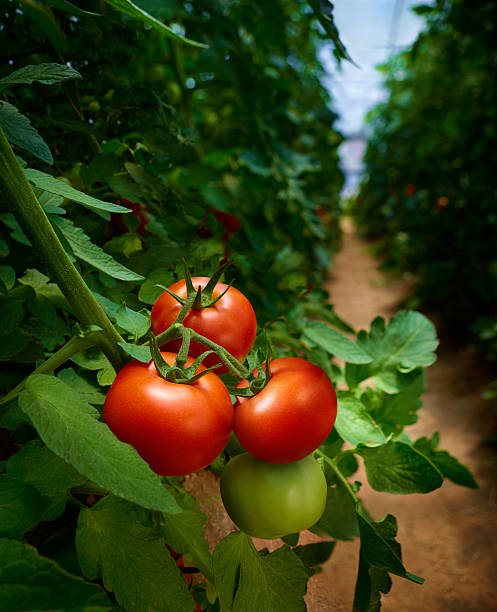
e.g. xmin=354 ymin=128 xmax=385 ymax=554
xmin=315 ymin=448 xmax=361 ymax=506
xmin=0 ymin=332 xmax=100 ymax=411
xmin=0 ymin=127 xmax=125 ymax=371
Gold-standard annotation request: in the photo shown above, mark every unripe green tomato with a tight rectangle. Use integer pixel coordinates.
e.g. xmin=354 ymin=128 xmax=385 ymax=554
xmin=220 ymin=453 xmax=327 ymax=539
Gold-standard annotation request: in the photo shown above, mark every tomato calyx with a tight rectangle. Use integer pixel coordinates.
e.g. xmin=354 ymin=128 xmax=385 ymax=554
xmin=160 ymin=259 xmax=234 ymax=310
xmin=227 ymin=352 xmax=272 ymax=397
xmin=149 ymin=331 xmax=221 ymax=384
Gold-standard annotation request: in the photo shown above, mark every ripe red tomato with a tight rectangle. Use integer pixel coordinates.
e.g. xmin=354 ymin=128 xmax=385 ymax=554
xmin=150 ymin=277 xmax=257 ymax=372
xmin=220 ymin=452 xmax=327 ymax=539
xmin=103 ymin=352 xmax=233 ymax=476
xmin=210 ymin=207 xmax=242 ymax=240
xmin=234 ymin=357 xmax=337 ymax=464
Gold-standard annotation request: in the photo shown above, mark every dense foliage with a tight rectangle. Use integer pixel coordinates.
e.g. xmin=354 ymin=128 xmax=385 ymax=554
xmin=0 ymin=1 xmax=478 ymax=610
xmin=352 ymin=0 xmax=497 ymax=352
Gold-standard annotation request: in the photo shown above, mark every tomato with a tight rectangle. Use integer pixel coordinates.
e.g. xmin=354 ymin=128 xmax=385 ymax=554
xmin=103 ymin=352 xmax=233 ymax=476
xmin=210 ymin=207 xmax=241 ymax=240
xmin=150 ymin=277 xmax=257 ymax=371
xmin=220 ymin=453 xmax=327 ymax=539
xmin=110 ymin=197 xmax=150 ymax=235
xmin=234 ymin=357 xmax=337 ymax=464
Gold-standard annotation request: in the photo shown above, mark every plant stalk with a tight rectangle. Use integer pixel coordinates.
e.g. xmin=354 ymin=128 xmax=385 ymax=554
xmin=0 ymin=127 xmax=125 ymax=371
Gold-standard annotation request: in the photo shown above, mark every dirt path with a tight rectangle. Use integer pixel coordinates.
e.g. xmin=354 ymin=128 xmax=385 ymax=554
xmin=187 ymin=220 xmax=497 ymax=611
xmin=314 ymin=219 xmax=497 ymax=611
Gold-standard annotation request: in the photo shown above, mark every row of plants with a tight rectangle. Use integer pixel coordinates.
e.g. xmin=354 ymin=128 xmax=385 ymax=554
xmin=352 ymin=0 xmax=497 ymax=358
xmin=0 ymin=1 xmax=478 ymax=610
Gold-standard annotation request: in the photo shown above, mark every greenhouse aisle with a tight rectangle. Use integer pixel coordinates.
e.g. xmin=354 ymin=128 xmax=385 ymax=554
xmin=310 ymin=219 xmax=497 ymax=611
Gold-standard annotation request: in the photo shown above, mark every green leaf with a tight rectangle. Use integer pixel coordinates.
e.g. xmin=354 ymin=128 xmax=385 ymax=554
xmin=307 ymin=0 xmax=355 ymax=63
xmin=293 ymin=541 xmax=335 ymax=569
xmin=335 ymin=393 xmax=386 ymax=446
xmin=0 ymin=475 xmax=48 ymax=538
xmin=57 ymin=368 xmax=106 ymax=405
xmin=0 ymin=329 xmax=30 ymax=360
xmin=311 ymin=483 xmax=359 ymax=541
xmin=373 ymin=367 xmax=423 ymax=394
xmin=76 ymin=496 xmax=194 ymax=612
xmin=303 ymin=320 xmax=373 ymax=363
xmin=213 ymin=532 xmax=308 ymax=612
xmin=53 ymin=216 xmax=144 ymax=282
xmin=357 ymin=312 xmax=438 ymax=372
xmin=413 ymin=434 xmax=478 ymax=488
xmin=104 ymin=0 xmax=207 ymax=47
xmin=0 ymin=102 xmax=53 ymax=164
xmin=71 ymin=347 xmax=111 ymax=371
xmin=0 ymin=63 xmax=81 ymax=90
xmin=358 ymin=441 xmax=443 ymax=494
xmin=0 ymin=266 xmax=15 ymax=291
xmin=24 ymin=168 xmax=130 ymax=213
xmin=139 ymin=268 xmax=176 ymax=304
xmin=36 ymin=0 xmax=100 ymax=16
xmin=357 ymin=513 xmax=423 ymax=583
xmin=118 ymin=341 xmax=151 ymax=362
xmin=0 ymin=296 xmax=25 ymax=336
xmin=18 ymin=375 xmax=180 ymax=513
xmin=18 ymin=268 xmax=50 ymax=290
xmin=159 ymin=481 xmax=213 ymax=582
xmin=94 ymin=292 xmax=150 ymax=338
xmin=0 ymin=538 xmax=110 ymax=611
xmin=7 ymin=440 xmax=87 ymax=521
xmin=353 ymin=548 xmax=392 ymax=612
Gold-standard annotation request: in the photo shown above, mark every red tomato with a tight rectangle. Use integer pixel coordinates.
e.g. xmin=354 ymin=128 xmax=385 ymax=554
xmin=210 ymin=207 xmax=241 ymax=240
xmin=103 ymin=352 xmax=233 ymax=476
xmin=150 ymin=278 xmax=257 ymax=372
xmin=234 ymin=357 xmax=337 ymax=464
xmin=111 ymin=198 xmax=150 ymax=235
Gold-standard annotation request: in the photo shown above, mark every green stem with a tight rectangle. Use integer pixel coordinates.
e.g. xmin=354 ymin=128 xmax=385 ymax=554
xmin=315 ymin=448 xmax=361 ymax=506
xmin=0 ymin=127 xmax=124 ymax=371
xmin=0 ymin=332 xmax=100 ymax=411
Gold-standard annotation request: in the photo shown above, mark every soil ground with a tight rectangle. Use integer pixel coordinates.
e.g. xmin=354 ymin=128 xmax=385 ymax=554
xmin=187 ymin=220 xmax=497 ymax=611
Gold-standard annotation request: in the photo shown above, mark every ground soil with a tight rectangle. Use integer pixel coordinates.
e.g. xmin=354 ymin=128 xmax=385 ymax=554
xmin=186 ymin=220 xmax=497 ymax=611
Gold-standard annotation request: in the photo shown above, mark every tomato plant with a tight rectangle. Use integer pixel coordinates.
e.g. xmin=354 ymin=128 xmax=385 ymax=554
xmin=109 ymin=198 xmax=150 ymax=235
xmin=103 ymin=352 xmax=233 ymax=476
xmin=220 ymin=452 xmax=327 ymax=539
xmin=234 ymin=357 xmax=337 ymax=463
xmin=151 ymin=277 xmax=257 ymax=371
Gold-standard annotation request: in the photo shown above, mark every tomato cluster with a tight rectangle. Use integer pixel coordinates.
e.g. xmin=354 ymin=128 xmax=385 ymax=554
xmin=103 ymin=272 xmax=337 ymax=540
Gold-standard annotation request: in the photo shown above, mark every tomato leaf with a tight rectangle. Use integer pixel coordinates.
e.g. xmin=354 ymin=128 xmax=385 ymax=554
xmin=18 ymin=375 xmax=180 ymax=513
xmin=93 ymin=292 xmax=150 ymax=338
xmin=76 ymin=496 xmax=194 ymax=612
xmin=0 ymin=63 xmax=81 ymax=90
xmin=303 ymin=320 xmax=373 ymax=364
xmin=413 ymin=433 xmax=478 ymax=489
xmin=0 ymin=102 xmax=53 ymax=165
xmin=335 ymin=393 xmax=386 ymax=447
xmin=6 ymin=440 xmax=87 ymax=522
xmin=0 ymin=476 xmax=48 ymax=539
xmin=213 ymin=532 xmax=308 ymax=612
xmin=357 ymin=441 xmax=443 ymax=494
xmin=53 ymin=216 xmax=144 ymax=282
xmin=57 ymin=367 xmax=106 ymax=405
xmin=311 ymin=483 xmax=359 ymax=541
xmin=25 ymin=168 xmax=130 ymax=214
xmin=0 ymin=538 xmax=110 ymax=611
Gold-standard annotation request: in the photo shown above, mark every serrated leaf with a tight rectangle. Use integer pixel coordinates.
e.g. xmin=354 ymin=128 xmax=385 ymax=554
xmin=0 ymin=538 xmax=110 ymax=611
xmin=7 ymin=440 xmax=87 ymax=521
xmin=335 ymin=393 xmax=386 ymax=446
xmin=104 ymin=0 xmax=206 ymax=47
xmin=159 ymin=481 xmax=213 ymax=582
xmin=18 ymin=375 xmax=180 ymax=513
xmin=413 ymin=434 xmax=478 ymax=488
xmin=0 ymin=102 xmax=53 ymax=164
xmin=373 ymin=367 xmax=423 ymax=394
xmin=0 ymin=63 xmax=81 ymax=89
xmin=57 ymin=368 xmax=106 ymax=405
xmin=213 ymin=532 xmax=308 ymax=612
xmin=0 ymin=475 xmax=48 ymax=538
xmin=311 ymin=483 xmax=359 ymax=541
xmin=303 ymin=320 xmax=373 ymax=364
xmin=76 ymin=496 xmax=194 ymax=612
xmin=53 ymin=216 xmax=144 ymax=281
xmin=358 ymin=441 xmax=443 ymax=494
xmin=18 ymin=268 xmax=50 ymax=290
xmin=357 ymin=311 xmax=438 ymax=372
xmin=94 ymin=292 xmax=150 ymax=338
xmin=24 ymin=168 xmax=130 ymax=213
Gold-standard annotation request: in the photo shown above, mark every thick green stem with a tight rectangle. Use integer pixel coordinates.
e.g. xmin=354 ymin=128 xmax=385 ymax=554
xmin=0 ymin=332 xmax=100 ymax=411
xmin=0 ymin=127 xmax=124 ymax=371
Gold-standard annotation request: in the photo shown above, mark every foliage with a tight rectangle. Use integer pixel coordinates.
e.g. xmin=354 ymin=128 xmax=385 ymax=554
xmin=0 ymin=1 xmax=477 ymax=611
xmin=352 ymin=0 xmax=497 ymax=349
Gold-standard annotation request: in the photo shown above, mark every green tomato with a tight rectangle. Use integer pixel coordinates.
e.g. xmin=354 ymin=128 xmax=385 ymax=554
xmin=220 ymin=453 xmax=327 ymax=539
